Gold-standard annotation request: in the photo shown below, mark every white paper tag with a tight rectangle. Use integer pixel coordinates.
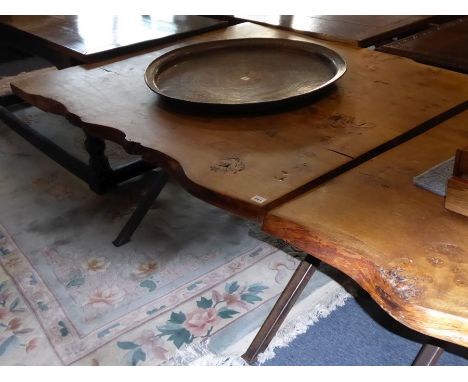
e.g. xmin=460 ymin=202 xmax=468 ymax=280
xmin=251 ymin=195 xmax=267 ymax=204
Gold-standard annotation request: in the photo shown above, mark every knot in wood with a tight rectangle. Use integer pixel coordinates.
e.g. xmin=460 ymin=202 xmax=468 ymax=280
xmin=210 ymin=157 xmax=245 ymax=174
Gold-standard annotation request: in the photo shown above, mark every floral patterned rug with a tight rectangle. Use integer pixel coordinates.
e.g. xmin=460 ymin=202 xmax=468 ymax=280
xmin=0 ymin=106 xmax=350 ymax=365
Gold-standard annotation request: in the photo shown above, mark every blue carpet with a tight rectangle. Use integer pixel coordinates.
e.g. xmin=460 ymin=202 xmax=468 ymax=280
xmin=263 ymin=293 xmax=468 ymax=366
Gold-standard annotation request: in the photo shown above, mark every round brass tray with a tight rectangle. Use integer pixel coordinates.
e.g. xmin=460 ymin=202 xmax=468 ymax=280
xmin=144 ymin=38 xmax=347 ymax=109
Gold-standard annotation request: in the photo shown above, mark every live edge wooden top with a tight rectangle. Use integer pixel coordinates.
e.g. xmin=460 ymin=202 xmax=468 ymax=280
xmin=264 ymin=112 xmax=468 ymax=347
xmin=11 ymin=23 xmax=468 ymax=220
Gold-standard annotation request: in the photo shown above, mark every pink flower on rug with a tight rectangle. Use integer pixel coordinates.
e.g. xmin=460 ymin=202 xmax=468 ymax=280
xmin=223 ymin=292 xmax=248 ymax=311
xmin=26 ymin=337 xmax=39 ymax=353
xmin=212 ymin=290 xmax=222 ymax=304
xmin=183 ymin=307 xmax=218 ymax=337
xmin=133 ymin=261 xmax=158 ymax=278
xmin=138 ymin=330 xmax=168 ymax=360
xmin=4 ymin=257 xmax=22 ymax=268
xmin=83 ymin=257 xmax=110 ymax=273
xmin=0 ymin=307 xmax=8 ymax=320
xmin=227 ymin=260 xmax=243 ymax=272
xmin=0 ymin=291 xmax=10 ymax=303
xmin=84 ymin=286 xmax=125 ymax=307
xmin=7 ymin=317 xmax=22 ymax=330
xmin=269 ymin=258 xmax=298 ymax=284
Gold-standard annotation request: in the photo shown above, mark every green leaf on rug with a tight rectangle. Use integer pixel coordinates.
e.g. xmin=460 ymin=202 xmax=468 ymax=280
xmin=247 ymin=284 xmax=269 ymax=294
xmin=196 ymin=297 xmax=213 ymax=309
xmin=29 ymin=275 xmax=38 ymax=285
xmin=168 ymin=328 xmax=192 ymax=349
xmin=9 ymin=297 xmax=20 ymax=312
xmin=217 ymin=307 xmax=239 ymax=319
xmin=0 ymin=335 xmax=18 ymax=356
xmin=117 ymin=341 xmax=140 ymax=350
xmin=225 ymin=281 xmax=240 ymax=294
xmin=169 ymin=311 xmax=186 ymax=324
xmin=58 ymin=321 xmax=69 ymax=337
xmin=0 ymin=280 xmax=6 ymax=292
xmin=66 ymin=276 xmax=84 ymax=288
xmin=249 ymin=248 xmax=263 ymax=257
xmin=241 ymin=294 xmax=263 ymax=304
xmin=139 ymin=280 xmax=157 ymax=292
xmin=187 ymin=281 xmax=203 ymax=291
xmin=131 ymin=348 xmax=146 ymax=366
xmin=37 ymin=301 xmax=49 ymax=311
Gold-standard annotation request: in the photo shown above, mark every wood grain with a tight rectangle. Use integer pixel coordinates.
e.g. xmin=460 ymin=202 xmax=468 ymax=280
xmin=0 ymin=67 xmax=57 ymax=98
xmin=0 ymin=15 xmax=228 ymax=64
xmin=454 ymin=146 xmax=468 ymax=177
xmin=378 ymin=18 xmax=468 ymax=74
xmin=234 ymin=15 xmax=435 ymax=47
xmin=445 ymin=177 xmax=468 ymax=217
xmin=263 ymin=112 xmax=468 ymax=347
xmin=10 ymin=23 xmax=468 ymax=220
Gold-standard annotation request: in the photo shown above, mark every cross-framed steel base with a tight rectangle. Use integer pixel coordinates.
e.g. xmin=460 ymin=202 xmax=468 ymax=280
xmin=242 ymin=254 xmax=321 ymax=364
xmin=241 ymin=253 xmax=449 ymax=366
xmin=113 ymin=169 xmax=170 ymax=247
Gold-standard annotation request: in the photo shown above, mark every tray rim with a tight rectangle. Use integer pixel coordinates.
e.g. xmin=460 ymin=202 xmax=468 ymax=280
xmin=144 ymin=37 xmax=347 ymax=107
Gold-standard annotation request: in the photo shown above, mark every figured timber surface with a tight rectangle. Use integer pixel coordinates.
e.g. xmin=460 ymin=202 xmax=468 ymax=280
xmin=264 ymin=111 xmax=468 ymax=347
xmin=234 ymin=15 xmax=435 ymax=46
xmin=0 ymin=15 xmax=228 ymax=63
xmin=378 ymin=18 xmax=468 ymax=74
xmin=11 ymin=23 xmax=468 ymax=219
xmin=0 ymin=67 xmax=57 ymax=98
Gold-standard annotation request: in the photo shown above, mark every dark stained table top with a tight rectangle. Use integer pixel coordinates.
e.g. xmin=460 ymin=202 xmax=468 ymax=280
xmin=377 ymin=17 xmax=468 ymax=74
xmin=0 ymin=15 xmax=229 ymax=64
xmin=233 ymin=15 xmax=435 ymax=47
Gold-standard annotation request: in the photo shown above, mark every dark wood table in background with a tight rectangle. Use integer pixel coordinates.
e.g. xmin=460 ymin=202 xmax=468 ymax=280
xmin=378 ymin=17 xmax=468 ymax=74
xmin=0 ymin=15 xmax=229 ymax=67
xmin=233 ymin=15 xmax=436 ymax=47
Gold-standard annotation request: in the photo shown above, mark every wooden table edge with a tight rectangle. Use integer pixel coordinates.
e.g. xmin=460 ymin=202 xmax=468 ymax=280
xmin=262 ymin=214 xmax=468 ymax=348
xmin=10 ymin=83 xmax=266 ymax=221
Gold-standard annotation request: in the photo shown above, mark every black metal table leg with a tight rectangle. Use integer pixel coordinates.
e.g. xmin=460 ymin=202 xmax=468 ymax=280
xmin=242 ymin=255 xmax=321 ymax=364
xmin=113 ymin=169 xmax=170 ymax=247
xmin=412 ymin=343 xmax=444 ymax=366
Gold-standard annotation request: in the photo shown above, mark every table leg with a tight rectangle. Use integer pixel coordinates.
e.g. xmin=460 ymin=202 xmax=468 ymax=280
xmin=412 ymin=343 xmax=444 ymax=366
xmin=241 ymin=255 xmax=320 ymax=364
xmin=0 ymin=105 xmax=154 ymax=193
xmin=113 ymin=169 xmax=170 ymax=247
xmin=84 ymin=132 xmax=115 ymax=193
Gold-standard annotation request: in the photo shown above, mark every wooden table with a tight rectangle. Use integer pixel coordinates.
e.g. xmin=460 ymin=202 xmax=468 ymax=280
xmin=10 ymin=22 xmax=468 ymax=220
xmin=7 ymin=22 xmax=468 ymax=363
xmin=378 ymin=17 xmax=468 ymax=74
xmin=233 ymin=15 xmax=436 ymax=47
xmin=0 ymin=15 xmax=229 ymax=67
xmin=244 ymin=112 xmax=468 ymax=363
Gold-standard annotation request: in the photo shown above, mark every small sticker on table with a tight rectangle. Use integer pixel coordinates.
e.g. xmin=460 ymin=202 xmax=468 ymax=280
xmin=251 ymin=195 xmax=267 ymax=204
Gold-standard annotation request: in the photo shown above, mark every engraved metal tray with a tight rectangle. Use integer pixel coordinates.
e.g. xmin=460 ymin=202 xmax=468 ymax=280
xmin=144 ymin=38 xmax=347 ymax=109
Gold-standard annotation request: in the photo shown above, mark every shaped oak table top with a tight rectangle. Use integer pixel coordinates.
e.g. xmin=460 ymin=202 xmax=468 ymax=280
xmin=11 ymin=23 xmax=468 ymax=220
xmin=263 ymin=112 xmax=468 ymax=347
